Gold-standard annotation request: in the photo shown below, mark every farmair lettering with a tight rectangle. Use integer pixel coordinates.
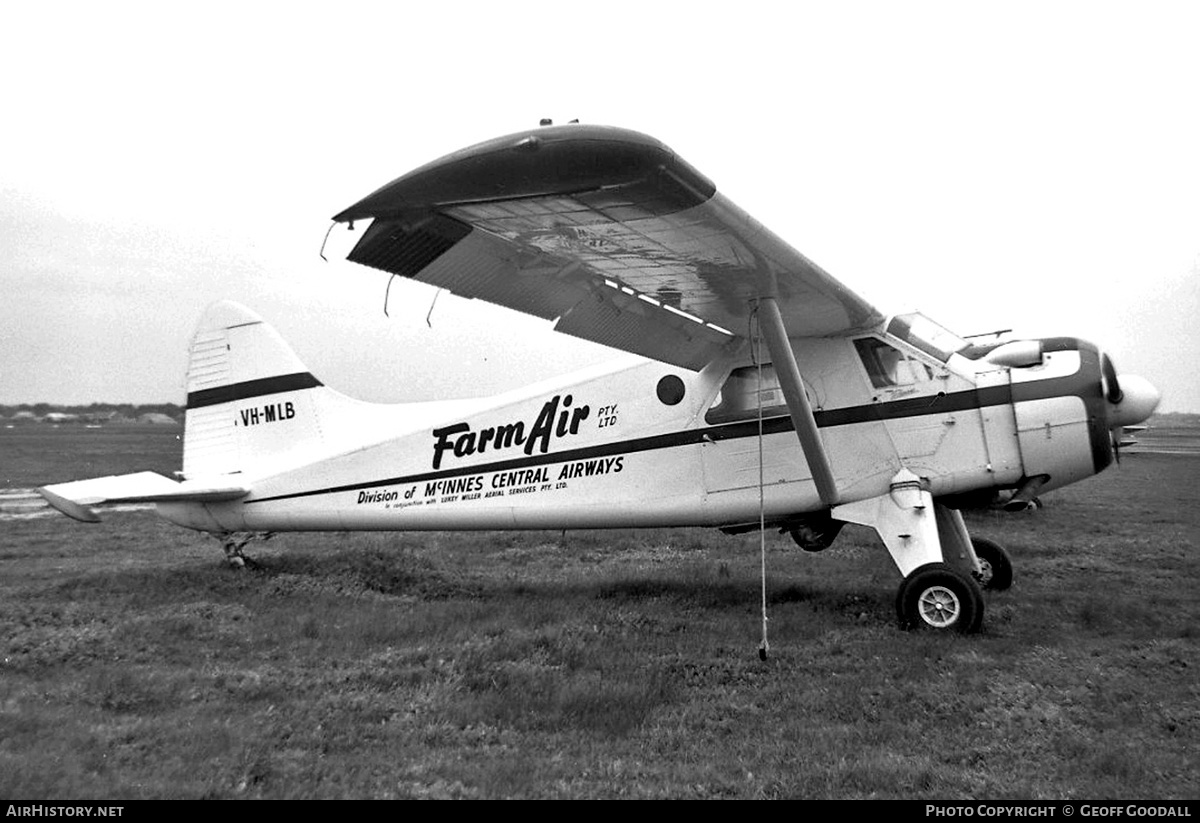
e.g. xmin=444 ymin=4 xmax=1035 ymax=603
xmin=430 ymin=394 xmax=591 ymax=469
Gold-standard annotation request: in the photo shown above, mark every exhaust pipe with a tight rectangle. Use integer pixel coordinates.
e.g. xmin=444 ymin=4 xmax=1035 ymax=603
xmin=1005 ymin=475 xmax=1049 ymax=512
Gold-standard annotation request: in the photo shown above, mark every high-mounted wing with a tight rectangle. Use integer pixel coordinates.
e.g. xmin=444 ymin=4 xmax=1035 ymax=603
xmin=333 ymin=125 xmax=882 ymax=370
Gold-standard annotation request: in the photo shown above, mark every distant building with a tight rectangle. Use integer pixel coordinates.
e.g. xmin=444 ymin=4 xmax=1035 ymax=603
xmin=10 ymin=411 xmax=39 ymax=424
xmin=82 ymin=410 xmax=119 ymax=425
xmin=43 ymin=412 xmax=82 ymax=424
xmin=137 ymin=412 xmax=179 ymax=425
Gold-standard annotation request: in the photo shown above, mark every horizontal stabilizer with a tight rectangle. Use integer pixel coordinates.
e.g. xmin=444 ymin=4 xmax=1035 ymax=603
xmin=37 ymin=472 xmax=248 ymax=523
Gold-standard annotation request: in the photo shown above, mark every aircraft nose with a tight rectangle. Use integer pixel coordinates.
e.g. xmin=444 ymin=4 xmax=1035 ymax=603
xmin=1109 ymin=374 xmax=1161 ymax=427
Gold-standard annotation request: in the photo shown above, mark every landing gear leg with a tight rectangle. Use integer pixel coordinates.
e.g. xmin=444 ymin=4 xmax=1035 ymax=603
xmin=930 ymin=503 xmax=1016 ymax=592
xmin=970 ymin=536 xmax=1013 ymax=591
xmin=832 ymin=469 xmax=986 ymax=633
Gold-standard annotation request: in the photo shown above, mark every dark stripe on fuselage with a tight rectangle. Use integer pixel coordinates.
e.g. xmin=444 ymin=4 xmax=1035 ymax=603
xmin=246 ymin=361 xmax=1105 ymax=506
xmin=187 ymin=372 xmax=323 ymax=410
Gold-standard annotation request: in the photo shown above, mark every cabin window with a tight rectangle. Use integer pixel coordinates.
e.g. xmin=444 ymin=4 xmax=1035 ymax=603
xmin=656 ymin=374 xmax=686 ymax=406
xmin=705 ymin=364 xmax=790 ymax=423
xmin=854 ymin=338 xmax=933 ymax=389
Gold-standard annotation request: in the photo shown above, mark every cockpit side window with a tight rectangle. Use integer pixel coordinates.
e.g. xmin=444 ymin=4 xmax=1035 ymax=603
xmin=705 ymin=364 xmax=789 ymax=423
xmin=854 ymin=338 xmax=933 ymax=389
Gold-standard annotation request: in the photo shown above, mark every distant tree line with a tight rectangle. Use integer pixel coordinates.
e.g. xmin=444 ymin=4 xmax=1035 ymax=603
xmin=0 ymin=403 xmax=184 ymax=418
xmin=1152 ymin=411 xmax=1200 ymax=425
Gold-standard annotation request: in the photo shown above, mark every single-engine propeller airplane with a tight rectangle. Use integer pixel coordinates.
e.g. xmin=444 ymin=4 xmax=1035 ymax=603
xmin=38 ymin=124 xmax=1161 ymax=633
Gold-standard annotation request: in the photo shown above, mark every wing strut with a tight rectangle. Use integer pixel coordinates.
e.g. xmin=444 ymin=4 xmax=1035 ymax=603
xmin=755 ymin=296 xmax=840 ymax=507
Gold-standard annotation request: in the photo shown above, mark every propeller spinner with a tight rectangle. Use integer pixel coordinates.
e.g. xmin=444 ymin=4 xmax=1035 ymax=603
xmin=1102 ymin=356 xmax=1161 ymax=461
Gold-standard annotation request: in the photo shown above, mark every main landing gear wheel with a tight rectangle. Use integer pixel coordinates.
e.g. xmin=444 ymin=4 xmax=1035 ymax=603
xmin=896 ymin=563 xmax=985 ymax=633
xmin=971 ymin=537 xmax=1013 ymax=592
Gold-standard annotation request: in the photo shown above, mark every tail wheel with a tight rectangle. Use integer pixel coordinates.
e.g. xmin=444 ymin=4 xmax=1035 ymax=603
xmin=896 ymin=563 xmax=985 ymax=633
xmin=971 ymin=537 xmax=1013 ymax=591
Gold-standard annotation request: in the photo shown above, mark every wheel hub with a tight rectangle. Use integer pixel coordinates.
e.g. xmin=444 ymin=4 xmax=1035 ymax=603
xmin=974 ymin=559 xmax=994 ymax=586
xmin=918 ymin=585 xmax=961 ymax=628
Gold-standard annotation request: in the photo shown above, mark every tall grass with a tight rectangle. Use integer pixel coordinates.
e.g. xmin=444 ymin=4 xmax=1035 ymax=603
xmin=0 ymin=428 xmax=1197 ymax=797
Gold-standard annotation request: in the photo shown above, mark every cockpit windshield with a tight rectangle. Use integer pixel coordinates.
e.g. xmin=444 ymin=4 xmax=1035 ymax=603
xmin=886 ymin=313 xmax=971 ymax=363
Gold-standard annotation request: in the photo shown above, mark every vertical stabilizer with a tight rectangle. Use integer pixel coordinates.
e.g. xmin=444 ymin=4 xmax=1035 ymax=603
xmin=183 ymin=301 xmax=333 ymax=478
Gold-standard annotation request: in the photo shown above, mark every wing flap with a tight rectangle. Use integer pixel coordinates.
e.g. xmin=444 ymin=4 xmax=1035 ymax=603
xmin=351 ymin=218 xmax=588 ymax=322
xmin=553 ymin=281 xmax=733 ymax=370
xmin=37 ymin=472 xmax=248 ymax=523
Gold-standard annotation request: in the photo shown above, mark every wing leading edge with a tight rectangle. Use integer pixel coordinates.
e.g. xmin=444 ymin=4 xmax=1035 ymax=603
xmin=333 ymin=124 xmax=882 ymax=369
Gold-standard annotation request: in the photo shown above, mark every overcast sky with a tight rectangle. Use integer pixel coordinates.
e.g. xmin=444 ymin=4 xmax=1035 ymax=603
xmin=2 ymin=2 xmax=1197 ymax=411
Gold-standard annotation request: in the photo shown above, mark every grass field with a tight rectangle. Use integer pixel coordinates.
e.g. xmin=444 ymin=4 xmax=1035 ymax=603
xmin=1 ymin=426 xmax=1197 ymax=798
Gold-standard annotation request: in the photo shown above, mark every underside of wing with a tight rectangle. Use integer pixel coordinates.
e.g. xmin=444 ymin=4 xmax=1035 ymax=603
xmin=334 ymin=125 xmax=882 ymax=369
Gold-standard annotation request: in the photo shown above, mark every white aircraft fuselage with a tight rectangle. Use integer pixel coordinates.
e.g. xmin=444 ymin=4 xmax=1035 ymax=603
xmin=157 ymin=312 xmax=1151 ymax=541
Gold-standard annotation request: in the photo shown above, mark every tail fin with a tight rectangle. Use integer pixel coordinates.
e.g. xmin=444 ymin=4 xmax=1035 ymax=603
xmin=39 ymin=301 xmax=368 ymax=523
xmin=183 ymin=301 xmax=357 ymax=478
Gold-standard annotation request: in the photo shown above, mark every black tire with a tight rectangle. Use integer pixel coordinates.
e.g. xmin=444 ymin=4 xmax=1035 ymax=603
xmin=971 ymin=536 xmax=1013 ymax=592
xmin=787 ymin=518 xmax=844 ymax=552
xmin=896 ymin=563 xmax=985 ymax=633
